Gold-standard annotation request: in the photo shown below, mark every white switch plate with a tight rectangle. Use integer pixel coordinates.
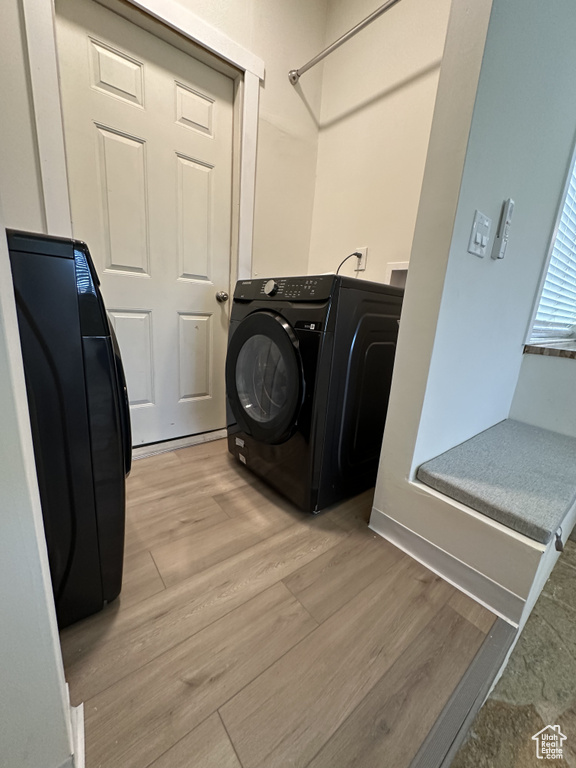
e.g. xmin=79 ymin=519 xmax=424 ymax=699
xmin=355 ymin=247 xmax=367 ymax=271
xmin=468 ymin=210 xmax=492 ymax=258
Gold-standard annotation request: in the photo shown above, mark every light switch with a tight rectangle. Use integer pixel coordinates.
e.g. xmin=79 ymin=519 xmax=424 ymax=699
xmin=468 ymin=210 xmax=492 ymax=258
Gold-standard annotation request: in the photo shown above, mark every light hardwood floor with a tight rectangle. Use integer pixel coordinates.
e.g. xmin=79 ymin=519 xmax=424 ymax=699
xmin=60 ymin=439 xmax=496 ymax=768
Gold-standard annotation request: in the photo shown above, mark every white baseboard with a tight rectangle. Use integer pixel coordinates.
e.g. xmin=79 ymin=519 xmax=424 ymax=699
xmin=132 ymin=428 xmax=227 ymax=459
xmin=70 ymin=703 xmax=85 ymax=768
xmin=370 ymin=506 xmax=524 ymax=625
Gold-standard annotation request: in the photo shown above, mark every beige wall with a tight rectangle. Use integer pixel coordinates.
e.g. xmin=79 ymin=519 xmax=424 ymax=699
xmin=176 ymin=0 xmax=328 ymax=279
xmin=182 ymin=0 xmax=451 ymax=282
xmin=307 ymin=0 xmax=452 ymax=281
xmin=0 ymin=0 xmax=46 ymax=232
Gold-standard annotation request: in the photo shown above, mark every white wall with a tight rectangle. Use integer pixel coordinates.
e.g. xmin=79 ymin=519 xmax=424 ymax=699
xmin=510 ymin=354 xmax=576 ymax=439
xmin=412 ymin=0 xmax=576 ymax=469
xmin=371 ymin=0 xmax=576 ymax=617
xmin=0 ymin=212 xmax=74 ymax=767
xmin=307 ymin=0 xmax=451 ymax=281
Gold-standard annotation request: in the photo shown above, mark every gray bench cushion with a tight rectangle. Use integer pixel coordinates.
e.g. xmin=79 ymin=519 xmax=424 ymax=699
xmin=416 ymin=420 xmax=576 ymax=545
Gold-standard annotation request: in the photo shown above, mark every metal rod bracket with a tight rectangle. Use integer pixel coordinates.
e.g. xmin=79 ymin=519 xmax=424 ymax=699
xmin=288 ymin=0 xmax=402 ymax=85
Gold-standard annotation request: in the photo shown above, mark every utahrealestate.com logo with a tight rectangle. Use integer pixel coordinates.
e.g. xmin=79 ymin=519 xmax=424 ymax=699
xmin=532 ymin=725 xmax=567 ymax=760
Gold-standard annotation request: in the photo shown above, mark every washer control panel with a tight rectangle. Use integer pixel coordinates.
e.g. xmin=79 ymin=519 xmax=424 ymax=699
xmin=234 ymin=275 xmax=336 ymax=301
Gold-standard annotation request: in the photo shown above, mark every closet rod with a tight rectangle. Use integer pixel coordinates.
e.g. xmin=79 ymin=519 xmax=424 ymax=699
xmin=288 ymin=0 xmax=402 ymax=85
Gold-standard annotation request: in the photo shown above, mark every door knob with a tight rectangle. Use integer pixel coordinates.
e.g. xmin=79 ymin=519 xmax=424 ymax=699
xmin=216 ymin=290 xmax=229 ymax=303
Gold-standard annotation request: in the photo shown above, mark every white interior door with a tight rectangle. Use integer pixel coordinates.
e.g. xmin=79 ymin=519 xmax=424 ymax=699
xmin=55 ymin=0 xmax=234 ymax=446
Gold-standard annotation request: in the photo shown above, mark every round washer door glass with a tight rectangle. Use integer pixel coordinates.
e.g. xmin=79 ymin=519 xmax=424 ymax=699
xmin=226 ymin=310 xmax=303 ymax=444
xmin=235 ymin=334 xmax=288 ymax=422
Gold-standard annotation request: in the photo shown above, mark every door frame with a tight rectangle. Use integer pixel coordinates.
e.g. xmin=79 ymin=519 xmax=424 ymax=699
xmin=20 ymin=0 xmax=264 ymax=281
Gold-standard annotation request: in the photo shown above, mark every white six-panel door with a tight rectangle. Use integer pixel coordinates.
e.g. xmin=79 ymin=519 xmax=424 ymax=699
xmin=55 ymin=0 xmax=234 ymax=445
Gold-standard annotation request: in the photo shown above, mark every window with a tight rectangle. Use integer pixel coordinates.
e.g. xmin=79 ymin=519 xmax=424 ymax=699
xmin=530 ymin=154 xmax=576 ymax=342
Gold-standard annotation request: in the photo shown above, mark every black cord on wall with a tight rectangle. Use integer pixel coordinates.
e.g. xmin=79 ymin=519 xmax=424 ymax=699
xmin=336 ymin=252 xmax=362 ymax=275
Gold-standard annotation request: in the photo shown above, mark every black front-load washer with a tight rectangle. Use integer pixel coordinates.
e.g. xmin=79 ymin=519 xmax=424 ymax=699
xmin=7 ymin=230 xmax=131 ymax=627
xmin=225 ymin=274 xmax=403 ymax=512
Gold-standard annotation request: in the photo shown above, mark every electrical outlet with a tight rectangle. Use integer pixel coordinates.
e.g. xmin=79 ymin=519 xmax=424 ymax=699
xmin=355 ymin=247 xmax=368 ymax=271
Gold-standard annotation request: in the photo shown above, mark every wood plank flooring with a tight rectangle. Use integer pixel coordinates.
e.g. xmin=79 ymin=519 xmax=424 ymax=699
xmin=60 ymin=439 xmax=496 ymax=768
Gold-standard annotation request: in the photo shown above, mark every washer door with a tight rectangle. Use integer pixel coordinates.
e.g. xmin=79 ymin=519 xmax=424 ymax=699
xmin=226 ymin=311 xmax=304 ymax=444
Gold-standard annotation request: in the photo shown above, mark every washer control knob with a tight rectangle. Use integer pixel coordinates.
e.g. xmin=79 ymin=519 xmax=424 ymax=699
xmin=264 ymin=279 xmax=279 ymax=296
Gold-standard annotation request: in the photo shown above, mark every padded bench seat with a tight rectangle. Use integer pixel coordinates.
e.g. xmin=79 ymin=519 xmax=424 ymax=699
xmin=417 ymin=419 xmax=576 ymax=545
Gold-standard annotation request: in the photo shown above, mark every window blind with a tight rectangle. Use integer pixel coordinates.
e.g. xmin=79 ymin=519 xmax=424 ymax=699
xmin=531 ymin=164 xmax=576 ymax=341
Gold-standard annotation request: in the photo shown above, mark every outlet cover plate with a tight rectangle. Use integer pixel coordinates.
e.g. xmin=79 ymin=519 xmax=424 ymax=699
xmin=355 ymin=247 xmax=367 ymax=271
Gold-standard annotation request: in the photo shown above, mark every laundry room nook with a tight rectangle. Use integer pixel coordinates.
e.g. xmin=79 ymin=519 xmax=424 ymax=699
xmin=2 ymin=1 xmax=576 ymax=768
